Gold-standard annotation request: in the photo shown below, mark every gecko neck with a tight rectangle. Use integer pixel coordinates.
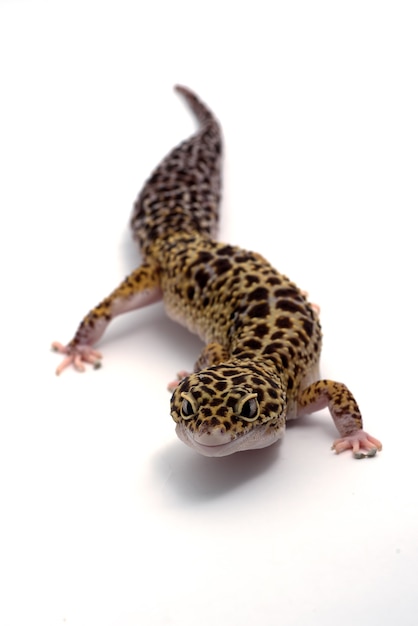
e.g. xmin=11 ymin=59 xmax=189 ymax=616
xmin=222 ymin=353 xmax=287 ymax=388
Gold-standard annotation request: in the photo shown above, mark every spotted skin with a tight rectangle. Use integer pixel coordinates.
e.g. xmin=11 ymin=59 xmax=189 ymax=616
xmin=53 ymin=85 xmax=382 ymax=459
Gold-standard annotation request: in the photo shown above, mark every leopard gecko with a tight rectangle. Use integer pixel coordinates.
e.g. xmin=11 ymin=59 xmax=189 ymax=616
xmin=53 ymin=85 xmax=382 ymax=459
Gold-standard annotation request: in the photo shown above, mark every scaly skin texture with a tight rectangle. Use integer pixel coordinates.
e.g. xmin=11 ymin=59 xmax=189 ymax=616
xmin=53 ymin=85 xmax=382 ymax=459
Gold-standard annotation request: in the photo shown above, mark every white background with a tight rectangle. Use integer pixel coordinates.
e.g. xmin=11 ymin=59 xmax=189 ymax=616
xmin=0 ymin=1 xmax=417 ymax=625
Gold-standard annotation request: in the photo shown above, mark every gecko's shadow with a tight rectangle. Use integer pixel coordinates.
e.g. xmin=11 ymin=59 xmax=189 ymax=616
xmin=150 ymin=438 xmax=282 ymax=504
xmin=150 ymin=414 xmax=338 ymax=505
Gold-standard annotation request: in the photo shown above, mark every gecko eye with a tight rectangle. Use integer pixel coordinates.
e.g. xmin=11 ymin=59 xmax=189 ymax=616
xmin=235 ymin=394 xmax=259 ymax=422
xmin=180 ymin=392 xmax=198 ymax=420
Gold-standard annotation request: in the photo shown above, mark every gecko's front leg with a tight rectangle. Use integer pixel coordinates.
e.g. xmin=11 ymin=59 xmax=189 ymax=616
xmin=297 ymin=379 xmax=382 ymax=458
xmin=53 ymin=261 xmax=162 ymax=374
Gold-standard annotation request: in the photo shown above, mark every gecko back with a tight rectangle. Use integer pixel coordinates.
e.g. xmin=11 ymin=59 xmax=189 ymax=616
xmin=130 ymin=86 xmax=222 ymax=256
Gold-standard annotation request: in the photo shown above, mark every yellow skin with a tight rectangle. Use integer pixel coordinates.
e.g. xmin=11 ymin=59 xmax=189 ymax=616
xmin=54 ymin=86 xmax=382 ymax=459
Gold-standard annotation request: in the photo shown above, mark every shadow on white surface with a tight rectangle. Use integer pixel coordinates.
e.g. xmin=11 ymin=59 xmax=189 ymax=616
xmin=151 ymin=439 xmax=282 ymax=502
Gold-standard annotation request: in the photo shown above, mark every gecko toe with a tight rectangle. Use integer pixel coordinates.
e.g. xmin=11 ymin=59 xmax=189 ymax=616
xmin=332 ymin=430 xmax=382 ymax=459
xmin=353 ymin=447 xmax=377 ymax=459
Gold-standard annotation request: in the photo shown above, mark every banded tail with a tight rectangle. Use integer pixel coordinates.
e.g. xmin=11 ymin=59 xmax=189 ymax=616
xmin=131 ymin=86 xmax=222 ymax=255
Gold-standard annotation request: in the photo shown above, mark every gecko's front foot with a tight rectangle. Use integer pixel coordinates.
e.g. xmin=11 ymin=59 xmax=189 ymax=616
xmin=332 ymin=430 xmax=382 ymax=459
xmin=167 ymin=370 xmax=190 ymax=393
xmin=52 ymin=342 xmax=102 ymax=375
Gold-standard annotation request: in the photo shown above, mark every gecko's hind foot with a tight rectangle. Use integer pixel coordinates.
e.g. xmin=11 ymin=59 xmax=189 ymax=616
xmin=167 ymin=370 xmax=190 ymax=393
xmin=332 ymin=430 xmax=382 ymax=459
xmin=52 ymin=342 xmax=102 ymax=375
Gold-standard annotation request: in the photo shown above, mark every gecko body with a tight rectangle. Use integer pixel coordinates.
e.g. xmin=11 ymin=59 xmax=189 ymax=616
xmin=54 ymin=86 xmax=381 ymax=459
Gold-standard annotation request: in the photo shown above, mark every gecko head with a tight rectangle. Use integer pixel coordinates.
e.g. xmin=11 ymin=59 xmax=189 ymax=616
xmin=170 ymin=361 xmax=287 ymax=457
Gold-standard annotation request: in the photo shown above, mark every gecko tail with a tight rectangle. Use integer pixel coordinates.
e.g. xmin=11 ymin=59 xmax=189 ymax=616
xmin=131 ymin=86 xmax=222 ymax=255
xmin=174 ymin=84 xmax=217 ymax=126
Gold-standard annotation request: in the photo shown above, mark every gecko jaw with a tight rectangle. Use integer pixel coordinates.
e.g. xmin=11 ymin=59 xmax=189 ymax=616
xmin=175 ymin=421 xmax=285 ymax=457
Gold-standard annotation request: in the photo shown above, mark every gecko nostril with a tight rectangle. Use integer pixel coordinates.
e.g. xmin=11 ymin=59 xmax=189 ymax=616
xmin=193 ymin=425 xmax=233 ymax=446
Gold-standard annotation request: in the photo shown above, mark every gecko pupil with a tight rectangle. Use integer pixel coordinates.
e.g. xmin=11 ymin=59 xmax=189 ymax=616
xmin=240 ymin=398 xmax=258 ymax=419
xmin=181 ymin=398 xmax=194 ymax=417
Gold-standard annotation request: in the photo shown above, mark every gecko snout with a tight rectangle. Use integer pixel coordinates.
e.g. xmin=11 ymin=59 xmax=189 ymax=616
xmin=192 ymin=422 xmax=232 ymax=446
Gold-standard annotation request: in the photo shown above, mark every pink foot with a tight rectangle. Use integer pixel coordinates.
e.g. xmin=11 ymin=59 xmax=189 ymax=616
xmin=332 ymin=430 xmax=382 ymax=459
xmin=167 ymin=370 xmax=190 ymax=393
xmin=301 ymin=290 xmax=320 ymax=314
xmin=52 ymin=342 xmax=102 ymax=375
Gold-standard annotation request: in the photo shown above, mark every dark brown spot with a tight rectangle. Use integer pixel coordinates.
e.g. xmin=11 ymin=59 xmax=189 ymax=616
xmin=266 ymin=276 xmax=282 ymax=286
xmin=262 ymin=342 xmax=282 ymax=355
xmin=276 ymin=299 xmax=306 ymax=314
xmin=214 ymin=278 xmax=227 ymax=292
xmin=274 ymin=287 xmax=300 ymax=299
xmin=199 ymin=375 xmax=213 ymax=384
xmin=303 ymin=319 xmax=314 ymax=337
xmin=222 ymin=368 xmax=240 ymax=376
xmin=245 ymin=275 xmax=260 ymax=287
xmin=253 ymin=323 xmax=269 ymax=338
xmin=248 ymin=287 xmax=269 ymax=302
xmin=231 ymin=350 xmax=253 ymax=360
xmin=226 ymin=396 xmax=236 ymax=408
xmin=195 ymin=269 xmax=210 ymax=289
xmin=187 ymin=286 xmax=195 ymax=300
xmin=287 ymin=345 xmax=295 ymax=359
xmin=243 ymin=338 xmax=262 ymax=350
xmin=248 ymin=302 xmax=270 ymax=318
xmin=180 ymin=378 xmax=191 ymax=392
xmin=197 ymin=251 xmax=214 ymax=264
xmin=276 ymin=317 xmax=293 ymax=329
xmin=231 ymin=374 xmax=249 ymax=385
xmin=213 ymin=258 xmax=232 ymax=274
xmin=266 ymin=402 xmax=280 ymax=414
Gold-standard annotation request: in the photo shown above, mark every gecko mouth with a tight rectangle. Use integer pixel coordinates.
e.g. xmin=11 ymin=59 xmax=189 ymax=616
xmin=177 ymin=424 xmax=236 ymax=457
xmin=175 ymin=422 xmax=284 ymax=457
